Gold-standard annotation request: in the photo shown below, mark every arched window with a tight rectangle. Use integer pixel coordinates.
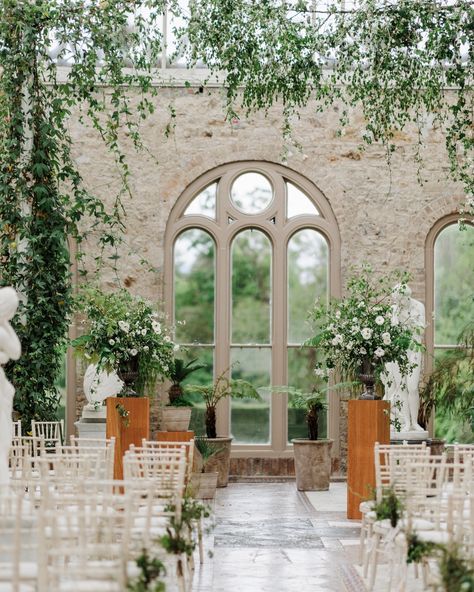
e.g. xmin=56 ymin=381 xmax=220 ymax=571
xmin=165 ymin=162 xmax=340 ymax=455
xmin=426 ymin=217 xmax=474 ymax=441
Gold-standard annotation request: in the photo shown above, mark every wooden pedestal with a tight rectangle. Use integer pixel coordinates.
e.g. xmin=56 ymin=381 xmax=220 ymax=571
xmin=156 ymin=430 xmax=194 ymax=442
xmin=347 ymin=400 xmax=389 ymax=519
xmin=106 ymin=397 xmax=150 ymax=480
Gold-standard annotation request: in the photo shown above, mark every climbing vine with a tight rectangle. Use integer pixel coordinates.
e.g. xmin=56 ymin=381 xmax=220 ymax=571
xmin=0 ymin=0 xmax=472 ymax=424
xmin=183 ymin=0 xmax=473 ymax=215
xmin=0 ymin=0 xmax=175 ymax=424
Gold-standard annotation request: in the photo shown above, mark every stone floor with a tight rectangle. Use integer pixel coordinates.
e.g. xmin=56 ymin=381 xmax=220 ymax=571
xmin=192 ymin=482 xmax=366 ymax=592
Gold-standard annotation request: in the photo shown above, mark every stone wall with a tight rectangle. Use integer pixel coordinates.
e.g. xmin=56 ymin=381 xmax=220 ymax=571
xmin=70 ymin=84 xmax=464 ymax=470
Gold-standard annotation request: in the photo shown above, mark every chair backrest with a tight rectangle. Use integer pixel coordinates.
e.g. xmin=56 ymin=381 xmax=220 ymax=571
xmin=36 ymin=454 xmax=103 ymax=482
xmin=374 ymin=442 xmax=430 ymax=501
xmin=138 ymin=439 xmax=195 ymax=481
xmin=0 ymin=488 xmax=39 ymax=588
xmin=123 ymin=453 xmax=187 ymax=500
xmin=12 ymin=420 xmax=22 ymax=439
xmin=452 ymin=443 xmax=474 ymax=464
xmin=70 ymin=435 xmax=115 ymax=449
xmin=31 ymin=420 xmax=64 ymax=447
xmin=54 ymin=444 xmax=114 ymax=480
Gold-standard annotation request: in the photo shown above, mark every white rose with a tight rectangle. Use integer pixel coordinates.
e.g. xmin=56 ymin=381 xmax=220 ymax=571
xmin=164 ymin=336 xmax=171 ymax=343
xmin=141 ymin=328 xmax=147 ymax=336
xmin=335 ymin=310 xmax=341 ymax=319
xmin=130 ymin=348 xmax=138 ymax=356
xmin=314 ymin=368 xmax=325 ymax=377
xmin=361 ymin=327 xmax=373 ymax=340
xmin=109 ymin=339 xmax=115 ymax=345
xmin=359 ymin=347 xmax=367 ymax=355
xmin=352 ymin=317 xmax=358 ymax=323
xmin=143 ymin=345 xmax=149 ymax=352
xmin=375 ymin=316 xmax=385 ymax=326
xmin=152 ymin=320 xmax=162 ymax=334
xmin=118 ymin=321 xmax=130 ymax=333
xmin=382 ymin=332 xmax=391 ymax=345
xmin=351 ymin=325 xmax=360 ymax=334
xmin=173 ymin=344 xmax=180 ymax=352
xmin=331 ymin=334 xmax=343 ymax=346
xmin=346 ymin=341 xmax=354 ymax=350
xmin=374 ymin=347 xmax=385 ymax=357
xmin=358 ymin=302 xmax=365 ymax=308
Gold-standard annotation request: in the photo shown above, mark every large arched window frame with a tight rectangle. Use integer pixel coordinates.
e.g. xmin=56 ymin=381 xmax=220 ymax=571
xmin=425 ymin=214 xmax=474 ymax=432
xmin=165 ymin=161 xmax=341 ymax=456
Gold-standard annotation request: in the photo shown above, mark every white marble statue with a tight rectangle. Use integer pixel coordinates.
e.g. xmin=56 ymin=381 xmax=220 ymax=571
xmin=0 ymin=287 xmax=21 ymax=487
xmin=381 ymin=284 xmax=428 ymax=438
xmin=83 ymin=364 xmax=123 ymax=409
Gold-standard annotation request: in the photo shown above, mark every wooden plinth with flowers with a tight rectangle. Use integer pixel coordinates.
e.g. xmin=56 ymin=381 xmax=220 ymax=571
xmin=347 ymin=399 xmax=389 ymax=519
xmin=106 ymin=397 xmax=150 ymax=480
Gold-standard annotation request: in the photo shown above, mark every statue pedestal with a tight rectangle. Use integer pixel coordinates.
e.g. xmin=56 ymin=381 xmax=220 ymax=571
xmin=390 ymin=429 xmax=429 ymax=443
xmin=347 ymin=400 xmax=390 ymax=519
xmin=74 ymin=405 xmax=106 ymax=440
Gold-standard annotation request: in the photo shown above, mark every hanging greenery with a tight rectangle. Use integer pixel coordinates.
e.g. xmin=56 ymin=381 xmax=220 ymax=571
xmin=0 ymin=0 xmax=175 ymax=425
xmin=183 ymin=0 xmax=473 ymax=216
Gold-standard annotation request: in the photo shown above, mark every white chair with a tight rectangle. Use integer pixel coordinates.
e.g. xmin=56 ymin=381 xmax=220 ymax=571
xmin=0 ymin=488 xmax=40 ymax=592
xmin=140 ymin=439 xmax=195 ymax=483
xmin=54 ymin=443 xmax=115 ymax=480
xmin=359 ymin=442 xmax=429 ymax=567
xmin=12 ymin=420 xmax=22 ymax=439
xmin=31 ymin=420 xmax=64 ymax=449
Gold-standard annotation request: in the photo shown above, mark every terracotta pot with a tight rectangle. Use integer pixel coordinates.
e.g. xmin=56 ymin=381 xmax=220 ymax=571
xmin=160 ymin=406 xmax=192 ymax=431
xmin=190 ymin=472 xmax=218 ymax=499
xmin=106 ymin=397 xmax=150 ymax=479
xmin=202 ymin=437 xmax=233 ymax=487
xmin=291 ymin=438 xmax=333 ymax=491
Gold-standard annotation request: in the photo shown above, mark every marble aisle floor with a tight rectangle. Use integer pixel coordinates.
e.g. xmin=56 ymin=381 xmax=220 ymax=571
xmin=193 ymin=482 xmax=365 ymax=592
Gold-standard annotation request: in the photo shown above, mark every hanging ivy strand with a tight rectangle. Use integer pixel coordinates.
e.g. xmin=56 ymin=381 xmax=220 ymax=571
xmin=0 ymin=0 xmax=178 ymax=425
xmin=183 ymin=0 xmax=473 ymax=214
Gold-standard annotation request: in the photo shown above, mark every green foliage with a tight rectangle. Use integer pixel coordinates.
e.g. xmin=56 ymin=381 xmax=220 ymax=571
xmin=160 ymin=517 xmax=195 ymax=558
xmin=419 ymin=323 xmax=474 ymax=435
xmin=373 ymin=487 xmax=404 ymax=528
xmin=406 ymin=533 xmax=441 ymax=564
xmin=182 ymin=0 xmax=474 ymax=214
xmin=438 ymin=545 xmax=474 ymax=592
xmin=194 ymin=436 xmax=224 ymax=471
xmin=72 ymin=287 xmax=175 ymax=396
xmin=186 ymin=364 xmax=261 ymax=409
xmin=186 ymin=363 xmax=261 ymax=437
xmin=169 ymin=358 xmax=207 ymax=384
xmin=0 ymin=0 xmax=171 ymax=423
xmin=127 ymin=549 xmax=166 ymax=592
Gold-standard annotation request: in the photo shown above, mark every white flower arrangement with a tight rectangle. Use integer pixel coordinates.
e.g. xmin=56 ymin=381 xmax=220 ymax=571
xmin=307 ymin=267 xmax=420 ymax=381
xmin=73 ymin=287 xmax=176 ymax=396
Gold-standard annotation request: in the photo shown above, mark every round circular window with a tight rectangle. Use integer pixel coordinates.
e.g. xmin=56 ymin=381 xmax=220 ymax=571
xmin=230 ymin=172 xmax=273 ymax=214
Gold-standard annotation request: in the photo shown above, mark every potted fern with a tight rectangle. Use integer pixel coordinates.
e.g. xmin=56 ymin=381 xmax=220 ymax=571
xmin=274 ymin=381 xmax=353 ymax=490
xmin=161 ymin=358 xmax=206 ymax=432
xmin=189 ymin=437 xmax=223 ymax=499
xmin=186 ymin=364 xmax=260 ymax=487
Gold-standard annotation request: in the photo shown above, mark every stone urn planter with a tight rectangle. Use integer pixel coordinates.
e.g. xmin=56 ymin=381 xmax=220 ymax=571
xmin=190 ymin=471 xmax=219 ymax=499
xmin=160 ymin=406 xmax=192 ymax=431
xmin=202 ymin=437 xmax=233 ymax=487
xmin=291 ymin=438 xmax=333 ymax=491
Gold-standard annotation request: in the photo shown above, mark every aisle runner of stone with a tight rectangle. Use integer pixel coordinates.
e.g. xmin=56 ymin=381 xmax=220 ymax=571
xmin=193 ymin=482 xmax=366 ymax=592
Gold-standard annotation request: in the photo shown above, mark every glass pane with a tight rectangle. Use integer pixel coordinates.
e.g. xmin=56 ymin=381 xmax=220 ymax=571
xmin=179 ymin=346 xmax=214 ymax=438
xmin=232 ymin=229 xmax=272 ymax=344
xmin=287 ymin=347 xmax=327 ymax=442
xmin=174 ymin=229 xmax=215 ymax=343
xmin=287 ymin=182 xmax=319 ymax=218
xmin=433 ymin=348 xmax=473 ymax=444
xmin=231 ymin=347 xmax=271 ymax=444
xmin=230 ymin=172 xmax=273 ymax=214
xmin=288 ymin=229 xmax=328 ymax=343
xmin=435 ymin=224 xmax=474 ymax=344
xmin=183 ymin=183 xmax=216 ymax=219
